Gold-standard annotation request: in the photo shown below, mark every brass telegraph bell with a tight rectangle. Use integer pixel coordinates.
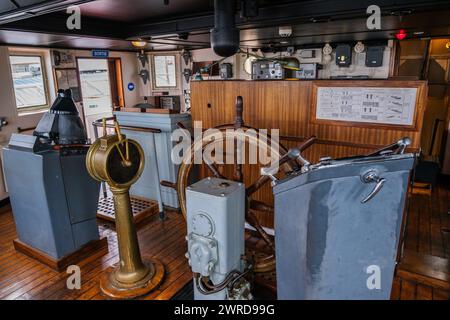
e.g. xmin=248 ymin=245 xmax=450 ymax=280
xmin=86 ymin=119 xmax=164 ymax=299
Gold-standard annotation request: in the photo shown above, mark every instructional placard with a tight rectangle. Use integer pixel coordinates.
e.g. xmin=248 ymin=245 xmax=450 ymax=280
xmin=315 ymin=87 xmax=417 ymax=126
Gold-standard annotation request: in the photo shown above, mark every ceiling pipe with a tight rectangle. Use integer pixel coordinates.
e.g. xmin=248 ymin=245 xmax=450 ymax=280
xmin=210 ymin=0 xmax=240 ymax=57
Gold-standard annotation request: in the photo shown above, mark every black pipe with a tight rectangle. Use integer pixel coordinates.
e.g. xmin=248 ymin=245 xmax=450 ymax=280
xmin=210 ymin=0 xmax=239 ymax=57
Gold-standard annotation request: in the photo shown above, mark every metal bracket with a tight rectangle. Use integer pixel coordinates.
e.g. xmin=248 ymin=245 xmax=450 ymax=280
xmin=0 ymin=117 xmax=7 ymax=131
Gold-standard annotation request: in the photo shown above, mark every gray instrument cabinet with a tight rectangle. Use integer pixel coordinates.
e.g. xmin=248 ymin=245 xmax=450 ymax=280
xmin=3 ymin=134 xmax=100 ymax=259
xmin=273 ymin=153 xmax=415 ymax=300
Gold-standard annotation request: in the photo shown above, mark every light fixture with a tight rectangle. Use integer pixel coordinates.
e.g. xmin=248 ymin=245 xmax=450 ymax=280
xmin=446 ymin=41 xmax=450 ymax=50
xmin=131 ymin=40 xmax=147 ymax=48
xmin=138 ymin=69 xmax=149 ymax=84
xmin=138 ymin=50 xmax=148 ymax=68
xmin=243 ymin=56 xmax=257 ymax=75
xmin=323 ymin=43 xmax=333 ymax=55
xmin=183 ymin=69 xmax=193 ymax=82
xmin=182 ymin=50 xmax=191 ymax=65
xmin=354 ymin=41 xmax=365 ymax=54
xmin=395 ymin=30 xmax=407 ymax=41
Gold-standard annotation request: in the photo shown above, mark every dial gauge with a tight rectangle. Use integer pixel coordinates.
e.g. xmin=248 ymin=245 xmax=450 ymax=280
xmin=106 ymin=140 xmax=143 ymax=185
xmin=192 ymin=212 xmax=214 ymax=237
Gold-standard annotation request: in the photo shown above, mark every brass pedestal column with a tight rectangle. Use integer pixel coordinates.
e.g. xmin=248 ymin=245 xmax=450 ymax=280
xmin=87 ymin=120 xmax=164 ymax=299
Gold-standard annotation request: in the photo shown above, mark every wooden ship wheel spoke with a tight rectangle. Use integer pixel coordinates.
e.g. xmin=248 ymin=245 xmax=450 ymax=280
xmin=171 ymin=96 xmax=316 ymax=273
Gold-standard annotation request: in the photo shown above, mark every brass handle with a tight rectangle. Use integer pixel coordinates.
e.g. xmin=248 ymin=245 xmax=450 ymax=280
xmin=361 ymin=171 xmax=386 ymax=204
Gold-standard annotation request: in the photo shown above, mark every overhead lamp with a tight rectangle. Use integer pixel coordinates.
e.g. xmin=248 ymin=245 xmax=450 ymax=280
xmin=131 ymin=40 xmax=147 ymax=49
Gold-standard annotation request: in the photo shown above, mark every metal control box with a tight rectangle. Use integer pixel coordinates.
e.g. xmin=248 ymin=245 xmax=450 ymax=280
xmin=295 ymin=63 xmax=320 ymax=79
xmin=273 ymin=153 xmax=415 ymax=300
xmin=186 ymin=177 xmax=245 ymax=300
xmin=252 ymin=60 xmax=284 ymax=80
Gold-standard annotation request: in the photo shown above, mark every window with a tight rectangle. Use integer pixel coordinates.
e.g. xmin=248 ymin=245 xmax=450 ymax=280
xmin=9 ymin=55 xmax=48 ymax=111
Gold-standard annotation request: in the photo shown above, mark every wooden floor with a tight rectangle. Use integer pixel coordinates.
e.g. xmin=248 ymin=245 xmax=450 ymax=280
xmin=404 ymin=184 xmax=450 ymax=259
xmin=390 ymin=180 xmax=450 ymax=300
xmin=0 ymin=209 xmax=191 ymax=300
xmin=0 ymin=182 xmax=449 ymax=300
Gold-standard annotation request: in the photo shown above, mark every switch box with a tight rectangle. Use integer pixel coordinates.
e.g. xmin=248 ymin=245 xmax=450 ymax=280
xmin=335 ymin=44 xmax=352 ymax=67
xmin=186 ymin=177 xmax=245 ymax=300
xmin=219 ymin=63 xmax=233 ymax=79
xmin=365 ymin=46 xmax=384 ymax=67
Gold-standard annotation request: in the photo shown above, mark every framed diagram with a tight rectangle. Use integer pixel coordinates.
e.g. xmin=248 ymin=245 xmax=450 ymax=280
xmin=150 ymin=53 xmax=181 ymax=91
xmin=312 ymin=83 xmax=420 ymax=129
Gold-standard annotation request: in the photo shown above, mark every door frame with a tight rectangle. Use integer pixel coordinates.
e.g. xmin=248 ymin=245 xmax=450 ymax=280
xmin=75 ymin=56 xmax=125 ymax=111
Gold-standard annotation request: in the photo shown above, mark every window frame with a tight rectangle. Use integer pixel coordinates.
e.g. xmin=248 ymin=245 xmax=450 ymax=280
xmin=9 ymin=53 xmax=50 ymax=114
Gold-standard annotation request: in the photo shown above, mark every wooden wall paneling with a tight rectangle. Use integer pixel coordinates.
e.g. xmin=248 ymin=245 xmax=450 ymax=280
xmin=251 ymin=81 xmax=312 ymax=138
xmin=190 ymin=80 xmax=428 ymax=228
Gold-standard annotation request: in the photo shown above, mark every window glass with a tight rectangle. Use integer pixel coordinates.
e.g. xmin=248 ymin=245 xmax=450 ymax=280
xmin=9 ymin=55 xmax=47 ymax=109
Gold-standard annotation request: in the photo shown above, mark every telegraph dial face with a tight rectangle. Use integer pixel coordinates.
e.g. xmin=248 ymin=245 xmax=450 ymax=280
xmin=106 ymin=140 xmax=143 ymax=186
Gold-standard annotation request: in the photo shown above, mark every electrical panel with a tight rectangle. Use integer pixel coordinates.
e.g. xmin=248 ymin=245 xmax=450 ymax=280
xmin=295 ymin=63 xmax=321 ymax=79
xmin=219 ymin=63 xmax=233 ymax=79
xmin=335 ymin=44 xmax=352 ymax=67
xmin=252 ymin=60 xmax=284 ymax=79
xmin=365 ymin=46 xmax=384 ymax=67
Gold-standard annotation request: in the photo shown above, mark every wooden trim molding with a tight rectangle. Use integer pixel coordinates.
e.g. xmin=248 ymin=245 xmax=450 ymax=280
xmin=13 ymin=237 xmax=109 ymax=271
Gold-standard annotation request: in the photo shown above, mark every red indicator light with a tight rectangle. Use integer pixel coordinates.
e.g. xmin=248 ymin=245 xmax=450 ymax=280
xmin=395 ymin=29 xmax=407 ymax=40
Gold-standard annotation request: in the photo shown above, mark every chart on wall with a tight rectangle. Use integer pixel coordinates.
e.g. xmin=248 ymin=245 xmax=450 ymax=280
xmin=55 ymin=68 xmax=81 ymax=102
xmin=315 ymin=87 xmax=418 ymax=126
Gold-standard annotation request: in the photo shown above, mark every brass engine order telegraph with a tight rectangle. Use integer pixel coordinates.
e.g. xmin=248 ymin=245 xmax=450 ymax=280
xmin=86 ymin=119 xmax=164 ymax=299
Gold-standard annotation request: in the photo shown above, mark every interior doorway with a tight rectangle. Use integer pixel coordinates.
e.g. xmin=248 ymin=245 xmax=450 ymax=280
xmin=77 ymin=57 xmax=124 ymax=140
